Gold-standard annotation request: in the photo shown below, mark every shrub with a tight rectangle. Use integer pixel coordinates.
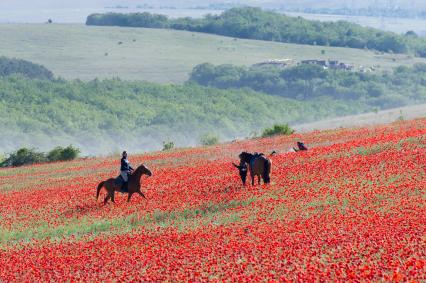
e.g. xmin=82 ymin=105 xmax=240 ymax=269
xmin=0 ymin=148 xmax=47 ymax=167
xmin=47 ymin=145 xmax=80 ymax=162
xmin=261 ymin=124 xmax=295 ymax=138
xmin=0 ymin=145 xmax=80 ymax=167
xmin=162 ymin=141 xmax=175 ymax=151
xmin=200 ymin=133 xmax=219 ymax=146
xmin=0 ymin=56 xmax=54 ymax=80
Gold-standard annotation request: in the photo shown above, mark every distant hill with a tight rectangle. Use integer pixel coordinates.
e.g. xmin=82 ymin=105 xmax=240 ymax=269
xmin=86 ymin=7 xmax=426 ymax=57
xmin=1 ymin=24 xmax=425 ymax=83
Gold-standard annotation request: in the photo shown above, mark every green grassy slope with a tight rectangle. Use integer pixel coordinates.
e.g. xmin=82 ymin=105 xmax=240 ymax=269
xmin=1 ymin=24 xmax=425 ymax=83
xmin=0 ymin=76 xmax=368 ymax=155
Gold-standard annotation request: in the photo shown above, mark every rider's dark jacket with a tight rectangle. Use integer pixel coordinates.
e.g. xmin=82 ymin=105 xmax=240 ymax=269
xmin=121 ymin=157 xmax=134 ymax=171
xmin=298 ymin=143 xmax=308 ymax=151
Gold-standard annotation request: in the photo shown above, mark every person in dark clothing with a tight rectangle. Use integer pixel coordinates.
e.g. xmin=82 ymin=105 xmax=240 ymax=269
xmin=120 ymin=151 xmax=134 ymax=193
xmin=233 ymin=162 xmax=248 ymax=185
xmin=293 ymin=141 xmax=308 ymax=152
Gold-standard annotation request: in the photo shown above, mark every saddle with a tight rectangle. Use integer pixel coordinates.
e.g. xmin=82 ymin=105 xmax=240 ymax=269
xmin=250 ymin=153 xmax=264 ymax=167
xmin=114 ymin=175 xmax=125 ymax=186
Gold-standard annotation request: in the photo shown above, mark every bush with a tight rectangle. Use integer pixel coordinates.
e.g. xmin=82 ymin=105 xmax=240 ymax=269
xmin=0 ymin=148 xmax=47 ymax=167
xmin=162 ymin=141 xmax=175 ymax=151
xmin=1 ymin=145 xmax=80 ymax=167
xmin=261 ymin=124 xmax=295 ymax=138
xmin=0 ymin=56 xmax=54 ymax=80
xmin=200 ymin=133 xmax=219 ymax=146
xmin=47 ymin=145 xmax=80 ymax=162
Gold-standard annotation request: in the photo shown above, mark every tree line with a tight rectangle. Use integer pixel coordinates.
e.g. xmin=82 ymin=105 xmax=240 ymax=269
xmin=190 ymin=63 xmax=426 ymax=109
xmin=86 ymin=7 xmax=426 ymax=57
xmin=189 ymin=62 xmax=426 ymax=109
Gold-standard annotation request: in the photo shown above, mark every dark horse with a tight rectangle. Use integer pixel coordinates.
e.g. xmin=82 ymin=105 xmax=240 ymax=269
xmin=96 ymin=164 xmax=152 ymax=204
xmin=239 ymin=152 xmax=272 ymax=185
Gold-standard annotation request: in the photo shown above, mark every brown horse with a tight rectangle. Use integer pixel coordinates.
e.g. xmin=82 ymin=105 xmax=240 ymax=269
xmin=96 ymin=164 xmax=152 ymax=204
xmin=239 ymin=152 xmax=272 ymax=185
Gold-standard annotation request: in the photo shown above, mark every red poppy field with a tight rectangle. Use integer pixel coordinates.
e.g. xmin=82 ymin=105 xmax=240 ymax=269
xmin=0 ymin=119 xmax=425 ymax=282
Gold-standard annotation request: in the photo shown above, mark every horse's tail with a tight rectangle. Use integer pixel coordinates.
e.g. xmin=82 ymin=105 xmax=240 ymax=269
xmin=263 ymin=158 xmax=272 ymax=184
xmin=96 ymin=181 xmax=105 ymax=200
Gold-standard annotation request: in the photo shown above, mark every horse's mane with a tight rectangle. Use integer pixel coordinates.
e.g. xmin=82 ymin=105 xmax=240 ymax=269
xmin=129 ymin=165 xmax=145 ymax=179
xmin=239 ymin=152 xmax=254 ymax=163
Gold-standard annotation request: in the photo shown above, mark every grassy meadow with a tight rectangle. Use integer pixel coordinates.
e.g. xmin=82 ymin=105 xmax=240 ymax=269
xmin=1 ymin=24 xmax=426 ymax=83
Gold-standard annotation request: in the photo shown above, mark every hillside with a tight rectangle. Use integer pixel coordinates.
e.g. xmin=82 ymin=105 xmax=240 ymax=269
xmin=3 ymin=70 xmax=425 ymax=156
xmin=1 ymin=24 xmax=425 ymax=83
xmin=2 ymin=75 xmax=362 ymax=155
xmin=86 ymin=8 xmax=426 ymax=56
xmin=0 ymin=119 xmax=425 ymax=281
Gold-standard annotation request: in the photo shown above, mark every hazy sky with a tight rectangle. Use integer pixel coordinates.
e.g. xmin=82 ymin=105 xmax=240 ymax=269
xmin=2 ymin=0 xmax=426 ymax=25
xmin=2 ymin=0 xmax=426 ymax=9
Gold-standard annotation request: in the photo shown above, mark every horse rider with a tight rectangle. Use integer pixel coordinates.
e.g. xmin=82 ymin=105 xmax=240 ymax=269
xmin=120 ymin=151 xmax=134 ymax=193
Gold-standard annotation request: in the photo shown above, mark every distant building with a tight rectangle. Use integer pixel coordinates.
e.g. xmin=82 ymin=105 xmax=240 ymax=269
xmin=329 ymin=61 xmax=354 ymax=70
xmin=300 ymin=59 xmax=354 ymax=70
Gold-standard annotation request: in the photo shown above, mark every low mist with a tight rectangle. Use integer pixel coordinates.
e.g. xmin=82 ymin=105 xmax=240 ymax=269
xmin=0 ymin=127 xmax=245 ymax=157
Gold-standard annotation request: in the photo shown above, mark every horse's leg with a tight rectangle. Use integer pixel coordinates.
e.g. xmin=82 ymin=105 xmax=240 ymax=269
xmin=251 ymin=171 xmax=255 ymax=186
xmin=111 ymin=191 xmax=115 ymax=203
xmin=137 ymin=191 xmax=146 ymax=199
xmin=127 ymin=192 xmax=133 ymax=202
xmin=104 ymin=194 xmax=110 ymax=205
xmin=258 ymin=175 xmax=261 ymax=185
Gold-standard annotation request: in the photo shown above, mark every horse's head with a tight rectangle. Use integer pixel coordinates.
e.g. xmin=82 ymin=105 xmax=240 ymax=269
xmin=239 ymin=152 xmax=252 ymax=163
xmin=137 ymin=164 xmax=152 ymax=177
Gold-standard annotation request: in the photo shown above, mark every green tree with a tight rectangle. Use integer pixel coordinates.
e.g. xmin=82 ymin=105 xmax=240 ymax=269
xmin=0 ymin=148 xmax=47 ymax=167
xmin=261 ymin=124 xmax=295 ymax=138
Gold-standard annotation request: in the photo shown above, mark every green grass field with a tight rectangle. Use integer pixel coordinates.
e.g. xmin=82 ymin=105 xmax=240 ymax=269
xmin=1 ymin=24 xmax=426 ymax=83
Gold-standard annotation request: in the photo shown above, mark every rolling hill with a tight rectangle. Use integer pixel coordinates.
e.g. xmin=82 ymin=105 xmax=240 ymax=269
xmin=1 ymin=24 xmax=426 ymax=83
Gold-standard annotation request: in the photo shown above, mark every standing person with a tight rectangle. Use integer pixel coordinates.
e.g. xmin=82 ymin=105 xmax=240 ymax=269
xmin=120 ymin=151 xmax=134 ymax=193
xmin=233 ymin=162 xmax=248 ymax=185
